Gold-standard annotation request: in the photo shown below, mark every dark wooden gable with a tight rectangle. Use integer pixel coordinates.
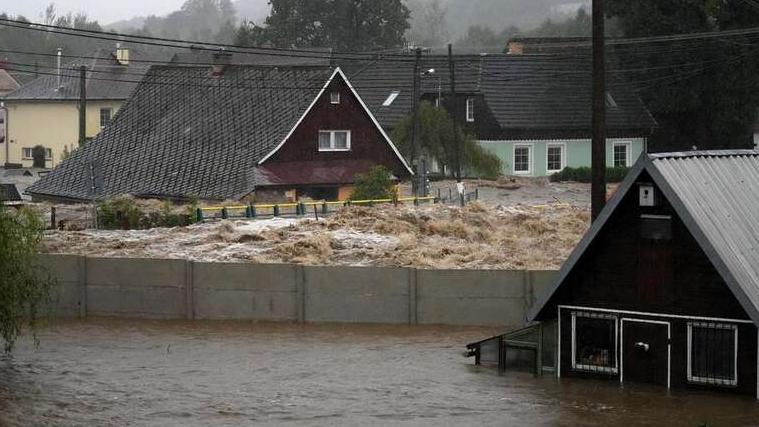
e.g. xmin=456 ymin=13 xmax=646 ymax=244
xmin=260 ymin=70 xmax=411 ymax=180
xmin=539 ymin=169 xmax=750 ymax=321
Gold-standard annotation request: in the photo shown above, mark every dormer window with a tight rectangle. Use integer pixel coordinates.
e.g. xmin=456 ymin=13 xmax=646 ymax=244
xmin=318 ymin=130 xmax=350 ymax=151
xmin=330 ymin=91 xmax=340 ymax=104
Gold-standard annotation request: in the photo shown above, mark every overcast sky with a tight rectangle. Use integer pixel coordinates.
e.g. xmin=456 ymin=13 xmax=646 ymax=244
xmin=0 ymin=0 xmax=186 ymax=25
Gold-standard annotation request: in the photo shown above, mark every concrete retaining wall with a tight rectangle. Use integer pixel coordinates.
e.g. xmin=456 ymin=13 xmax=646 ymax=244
xmin=42 ymin=255 xmax=558 ymax=327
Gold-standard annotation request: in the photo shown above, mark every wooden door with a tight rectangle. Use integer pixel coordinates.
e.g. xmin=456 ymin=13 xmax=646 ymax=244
xmin=622 ymin=320 xmax=669 ymax=386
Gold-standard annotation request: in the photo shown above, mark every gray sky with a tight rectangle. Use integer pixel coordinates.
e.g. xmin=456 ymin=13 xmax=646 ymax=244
xmin=0 ymin=0 xmax=186 ymax=25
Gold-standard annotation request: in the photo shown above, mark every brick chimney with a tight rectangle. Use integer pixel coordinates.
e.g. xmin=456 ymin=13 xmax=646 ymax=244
xmin=212 ymin=50 xmax=232 ymax=77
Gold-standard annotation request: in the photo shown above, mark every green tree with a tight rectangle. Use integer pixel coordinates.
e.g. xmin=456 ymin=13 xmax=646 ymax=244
xmin=407 ymin=0 xmax=449 ymax=47
xmin=606 ymin=0 xmax=759 ymax=150
xmin=0 ymin=204 xmax=51 ymax=352
xmin=351 ymin=166 xmax=397 ymax=201
xmin=237 ymin=0 xmax=410 ymax=51
xmin=392 ymin=101 xmax=502 ymax=179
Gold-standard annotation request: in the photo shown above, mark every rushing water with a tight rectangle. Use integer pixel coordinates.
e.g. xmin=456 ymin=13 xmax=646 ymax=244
xmin=1 ymin=319 xmax=758 ymax=426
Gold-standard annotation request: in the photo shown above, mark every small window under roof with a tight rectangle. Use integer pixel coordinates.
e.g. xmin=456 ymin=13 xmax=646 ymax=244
xmin=382 ymin=91 xmax=400 ymax=106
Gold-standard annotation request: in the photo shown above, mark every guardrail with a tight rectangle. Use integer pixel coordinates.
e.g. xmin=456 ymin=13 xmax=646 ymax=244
xmin=195 ymin=196 xmax=437 ymax=222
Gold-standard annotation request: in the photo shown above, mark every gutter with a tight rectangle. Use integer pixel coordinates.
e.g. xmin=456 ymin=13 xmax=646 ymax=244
xmin=1 ymin=101 xmax=7 ymax=166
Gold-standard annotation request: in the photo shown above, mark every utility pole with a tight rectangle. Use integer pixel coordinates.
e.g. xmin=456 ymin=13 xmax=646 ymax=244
xmin=448 ymin=44 xmax=462 ymax=184
xmin=591 ymin=0 xmax=606 ymax=221
xmin=78 ymin=65 xmax=86 ymax=147
xmin=410 ymin=47 xmax=422 ymax=195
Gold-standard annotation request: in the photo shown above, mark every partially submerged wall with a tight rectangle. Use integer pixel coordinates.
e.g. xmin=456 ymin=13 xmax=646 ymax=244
xmin=42 ymin=254 xmax=558 ymax=328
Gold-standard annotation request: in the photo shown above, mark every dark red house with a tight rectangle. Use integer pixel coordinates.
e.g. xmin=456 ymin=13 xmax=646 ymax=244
xmin=26 ymin=66 xmax=412 ymax=202
xmin=527 ymin=150 xmax=759 ymax=396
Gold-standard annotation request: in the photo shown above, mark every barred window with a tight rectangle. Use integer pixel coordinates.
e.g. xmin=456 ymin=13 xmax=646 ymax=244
xmin=100 ymin=108 xmax=112 ymax=129
xmin=613 ymin=142 xmax=630 ymax=167
xmin=572 ymin=312 xmax=618 ymax=374
xmin=688 ymin=322 xmax=737 ymax=386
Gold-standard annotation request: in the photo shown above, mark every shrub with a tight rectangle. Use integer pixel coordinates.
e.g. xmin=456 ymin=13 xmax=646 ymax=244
xmin=97 ymin=196 xmax=142 ymax=229
xmin=550 ymin=166 xmax=630 ymax=183
xmin=0 ymin=203 xmax=52 ymax=352
xmin=351 ymin=166 xmax=397 ymax=201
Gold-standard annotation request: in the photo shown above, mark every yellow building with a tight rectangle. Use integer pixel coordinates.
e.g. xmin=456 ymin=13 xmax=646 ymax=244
xmin=1 ymin=47 xmax=148 ymax=168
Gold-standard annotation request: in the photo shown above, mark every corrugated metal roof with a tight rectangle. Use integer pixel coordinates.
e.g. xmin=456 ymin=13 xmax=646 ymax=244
xmin=649 ymin=150 xmax=759 ymax=323
xmin=530 ymin=149 xmax=759 ymax=325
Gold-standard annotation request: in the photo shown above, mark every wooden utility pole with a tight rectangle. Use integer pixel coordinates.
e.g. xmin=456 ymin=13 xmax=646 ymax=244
xmin=78 ymin=65 xmax=86 ymax=147
xmin=591 ymin=0 xmax=606 ymax=221
xmin=448 ymin=43 xmax=462 ymax=183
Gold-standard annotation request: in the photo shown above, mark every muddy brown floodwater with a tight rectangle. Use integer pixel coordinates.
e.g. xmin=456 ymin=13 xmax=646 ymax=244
xmin=1 ymin=320 xmax=759 ymax=426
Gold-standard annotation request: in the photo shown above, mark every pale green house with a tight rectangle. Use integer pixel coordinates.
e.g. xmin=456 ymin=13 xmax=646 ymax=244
xmin=479 ymin=138 xmax=647 ymax=177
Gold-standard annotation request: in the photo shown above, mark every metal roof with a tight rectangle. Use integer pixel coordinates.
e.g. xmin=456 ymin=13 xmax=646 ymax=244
xmin=530 ymin=150 xmax=759 ymax=325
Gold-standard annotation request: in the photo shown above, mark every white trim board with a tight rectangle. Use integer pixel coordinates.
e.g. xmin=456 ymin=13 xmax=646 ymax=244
xmin=257 ymin=67 xmax=414 ymax=176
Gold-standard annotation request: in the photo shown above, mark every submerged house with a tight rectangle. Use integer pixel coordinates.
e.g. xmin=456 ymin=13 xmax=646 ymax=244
xmin=26 ymin=65 xmax=411 ymax=202
xmin=515 ymin=150 xmax=759 ymax=396
xmin=342 ymin=53 xmax=656 ymax=177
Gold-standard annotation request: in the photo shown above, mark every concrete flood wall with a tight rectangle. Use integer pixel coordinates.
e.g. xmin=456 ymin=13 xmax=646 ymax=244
xmin=42 ymin=254 xmax=558 ymax=327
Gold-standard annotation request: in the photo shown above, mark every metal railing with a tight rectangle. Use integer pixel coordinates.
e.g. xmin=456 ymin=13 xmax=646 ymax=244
xmin=195 ymin=196 xmax=437 ymax=222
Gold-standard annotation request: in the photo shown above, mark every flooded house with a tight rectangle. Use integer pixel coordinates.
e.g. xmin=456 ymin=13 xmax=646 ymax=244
xmin=471 ymin=150 xmax=759 ymax=397
xmin=25 ymin=64 xmax=411 ymax=202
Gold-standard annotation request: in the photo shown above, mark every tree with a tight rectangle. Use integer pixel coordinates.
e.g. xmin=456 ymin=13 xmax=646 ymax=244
xmin=606 ymin=0 xmax=759 ymax=150
xmin=391 ymin=101 xmax=502 ymax=179
xmin=351 ymin=166 xmax=397 ymax=200
xmin=0 ymin=204 xmax=51 ymax=352
xmin=407 ymin=0 xmax=449 ymax=47
xmin=238 ymin=0 xmax=410 ymax=51
xmin=456 ymin=25 xmax=519 ymax=49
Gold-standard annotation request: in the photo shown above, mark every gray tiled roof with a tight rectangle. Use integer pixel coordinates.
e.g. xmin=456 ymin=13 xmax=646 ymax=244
xmin=341 ymin=53 xmax=656 ymax=134
xmin=171 ymin=47 xmax=332 ymax=66
xmin=27 ymin=65 xmax=332 ymax=201
xmin=530 ymin=150 xmax=759 ymax=325
xmin=479 ymin=55 xmax=657 ymax=132
xmin=4 ymin=48 xmax=153 ymax=101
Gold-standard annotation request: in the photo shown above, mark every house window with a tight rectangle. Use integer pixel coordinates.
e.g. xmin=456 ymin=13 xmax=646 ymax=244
xmin=22 ymin=147 xmax=52 ymax=160
xmin=466 ymin=97 xmax=475 ymax=122
xmin=613 ymin=142 xmax=631 ymax=167
xmin=318 ymin=130 xmax=351 ymax=151
xmin=513 ymin=144 xmax=532 ymax=174
xmin=546 ymin=143 xmax=565 ymax=173
xmin=330 ymin=91 xmax=340 ymax=104
xmin=382 ymin=91 xmax=400 ymax=106
xmin=687 ymin=322 xmax=738 ymax=386
xmin=572 ymin=311 xmax=618 ymax=374
xmin=100 ymin=108 xmax=112 ymax=129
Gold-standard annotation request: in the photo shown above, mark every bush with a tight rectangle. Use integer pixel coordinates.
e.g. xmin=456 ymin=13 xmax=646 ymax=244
xmin=0 ymin=203 xmax=52 ymax=352
xmin=97 ymin=195 xmax=142 ymax=229
xmin=351 ymin=166 xmax=397 ymax=201
xmin=550 ymin=166 xmax=630 ymax=183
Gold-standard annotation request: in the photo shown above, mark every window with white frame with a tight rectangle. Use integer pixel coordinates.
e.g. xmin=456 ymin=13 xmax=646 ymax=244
xmin=513 ymin=144 xmax=532 ymax=174
xmin=687 ymin=322 xmax=738 ymax=386
xmin=100 ymin=108 xmax=112 ymax=129
xmin=22 ymin=147 xmax=52 ymax=160
xmin=318 ymin=130 xmax=350 ymax=151
xmin=466 ymin=97 xmax=474 ymax=122
xmin=546 ymin=143 xmax=565 ymax=173
xmin=330 ymin=91 xmax=340 ymax=104
xmin=572 ymin=311 xmax=619 ymax=374
xmin=613 ymin=142 xmax=631 ymax=167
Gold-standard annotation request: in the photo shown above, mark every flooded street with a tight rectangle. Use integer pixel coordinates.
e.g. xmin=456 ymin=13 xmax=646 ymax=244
xmin=1 ymin=319 xmax=758 ymax=426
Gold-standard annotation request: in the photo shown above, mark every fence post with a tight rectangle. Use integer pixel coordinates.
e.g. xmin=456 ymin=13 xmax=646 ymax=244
xmin=298 ymin=202 xmax=306 ymax=216
xmin=50 ymin=206 xmax=56 ymax=230
xmin=475 ymin=188 xmax=479 ymax=200
xmin=250 ymin=205 xmax=257 ymax=218
xmin=273 ymin=205 xmax=280 ymax=217
xmin=221 ymin=207 xmax=228 ymax=219
xmin=414 ymin=197 xmax=419 ymax=206
xmin=195 ymin=208 xmax=204 ymax=222
xmin=322 ymin=203 xmax=328 ymax=215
